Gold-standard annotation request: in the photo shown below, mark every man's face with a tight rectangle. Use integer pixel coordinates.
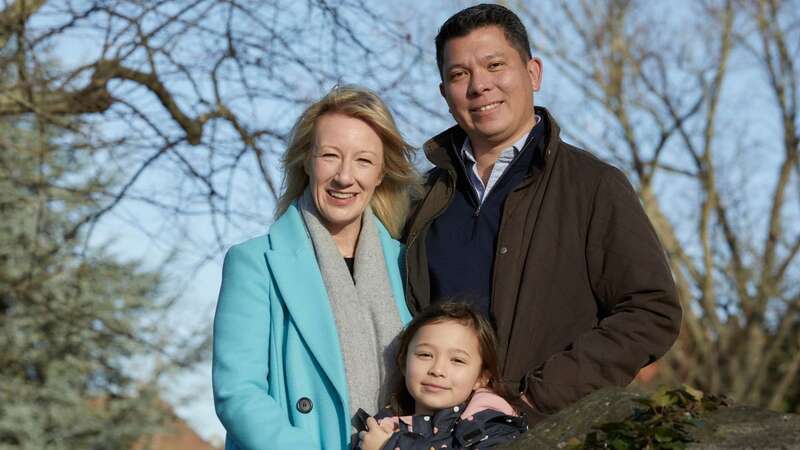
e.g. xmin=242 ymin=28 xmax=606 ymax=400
xmin=439 ymin=26 xmax=542 ymax=152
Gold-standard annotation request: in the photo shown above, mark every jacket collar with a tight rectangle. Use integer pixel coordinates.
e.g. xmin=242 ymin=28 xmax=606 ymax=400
xmin=423 ymin=106 xmax=561 ymax=172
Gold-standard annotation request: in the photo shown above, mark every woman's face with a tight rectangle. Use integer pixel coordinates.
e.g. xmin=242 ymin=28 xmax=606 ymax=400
xmin=308 ymin=113 xmax=385 ymax=238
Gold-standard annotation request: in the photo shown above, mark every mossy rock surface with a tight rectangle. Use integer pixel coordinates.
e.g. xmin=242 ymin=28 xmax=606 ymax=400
xmin=687 ymin=404 xmax=800 ymax=449
xmin=496 ymin=388 xmax=800 ymax=449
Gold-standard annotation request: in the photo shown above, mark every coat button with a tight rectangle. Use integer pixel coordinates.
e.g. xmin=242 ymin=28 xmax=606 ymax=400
xmin=499 ymin=246 xmax=508 ymax=255
xmin=296 ymin=397 xmax=313 ymax=414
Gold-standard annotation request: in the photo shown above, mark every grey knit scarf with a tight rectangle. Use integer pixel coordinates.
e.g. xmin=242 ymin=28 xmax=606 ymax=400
xmin=299 ymin=190 xmax=403 ymax=423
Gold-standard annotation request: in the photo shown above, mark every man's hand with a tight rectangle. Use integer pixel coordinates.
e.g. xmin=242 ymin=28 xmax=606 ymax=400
xmin=357 ymin=417 xmax=393 ymax=450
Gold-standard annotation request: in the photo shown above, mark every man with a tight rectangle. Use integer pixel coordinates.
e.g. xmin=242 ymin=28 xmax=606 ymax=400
xmin=404 ymin=4 xmax=682 ymax=424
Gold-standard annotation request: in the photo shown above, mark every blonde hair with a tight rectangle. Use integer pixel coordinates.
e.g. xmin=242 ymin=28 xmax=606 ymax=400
xmin=275 ymin=85 xmax=419 ymax=238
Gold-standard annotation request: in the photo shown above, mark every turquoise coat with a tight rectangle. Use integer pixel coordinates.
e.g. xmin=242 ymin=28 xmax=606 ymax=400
xmin=212 ymin=203 xmax=411 ymax=450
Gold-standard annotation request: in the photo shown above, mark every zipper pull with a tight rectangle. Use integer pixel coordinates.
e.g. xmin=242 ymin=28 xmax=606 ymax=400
xmin=473 ymin=206 xmax=481 ymax=217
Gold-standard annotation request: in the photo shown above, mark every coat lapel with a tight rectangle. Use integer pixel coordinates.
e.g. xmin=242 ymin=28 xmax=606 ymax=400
xmin=264 ymin=204 xmax=349 ymax=409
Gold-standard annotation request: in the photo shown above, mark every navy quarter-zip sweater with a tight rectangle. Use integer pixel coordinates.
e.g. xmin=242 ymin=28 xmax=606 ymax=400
xmin=426 ymin=116 xmax=548 ymax=317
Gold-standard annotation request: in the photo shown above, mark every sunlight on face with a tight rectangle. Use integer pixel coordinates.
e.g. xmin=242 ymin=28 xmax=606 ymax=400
xmin=307 ymin=113 xmax=384 ymax=240
xmin=439 ymin=26 xmax=541 ymax=153
xmin=404 ymin=320 xmax=488 ymax=415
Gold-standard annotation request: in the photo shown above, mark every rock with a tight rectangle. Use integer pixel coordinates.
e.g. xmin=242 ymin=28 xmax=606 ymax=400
xmin=496 ymin=387 xmax=800 ymax=449
xmin=687 ymin=405 xmax=800 ymax=449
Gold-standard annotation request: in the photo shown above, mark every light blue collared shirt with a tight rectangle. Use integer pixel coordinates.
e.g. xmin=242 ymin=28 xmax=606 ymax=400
xmin=460 ymin=115 xmax=540 ymax=204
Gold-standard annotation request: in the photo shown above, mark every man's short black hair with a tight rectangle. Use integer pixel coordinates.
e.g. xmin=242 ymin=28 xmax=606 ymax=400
xmin=435 ymin=3 xmax=532 ymax=78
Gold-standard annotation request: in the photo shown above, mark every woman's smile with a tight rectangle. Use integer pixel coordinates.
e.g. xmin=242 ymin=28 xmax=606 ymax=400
xmin=308 ymin=113 xmax=384 ymax=239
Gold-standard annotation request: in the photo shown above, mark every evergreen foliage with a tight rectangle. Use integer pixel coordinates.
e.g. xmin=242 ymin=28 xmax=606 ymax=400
xmin=0 ymin=122 xmax=171 ymax=448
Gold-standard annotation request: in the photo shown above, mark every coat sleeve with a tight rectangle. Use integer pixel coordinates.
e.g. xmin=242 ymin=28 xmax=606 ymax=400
xmin=212 ymin=242 xmax=319 ymax=449
xmin=374 ymin=413 xmax=527 ymax=449
xmin=454 ymin=410 xmax=528 ymax=448
xmin=525 ymin=167 xmax=682 ymax=414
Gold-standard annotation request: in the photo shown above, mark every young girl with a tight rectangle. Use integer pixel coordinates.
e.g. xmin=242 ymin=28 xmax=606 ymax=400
xmin=357 ymin=302 xmax=528 ymax=449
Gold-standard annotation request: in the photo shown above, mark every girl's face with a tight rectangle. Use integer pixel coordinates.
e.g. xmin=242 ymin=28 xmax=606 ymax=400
xmin=404 ymin=320 xmax=487 ymax=415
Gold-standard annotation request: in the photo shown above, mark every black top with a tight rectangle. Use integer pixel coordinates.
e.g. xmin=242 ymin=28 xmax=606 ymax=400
xmin=344 ymin=256 xmax=355 ymax=280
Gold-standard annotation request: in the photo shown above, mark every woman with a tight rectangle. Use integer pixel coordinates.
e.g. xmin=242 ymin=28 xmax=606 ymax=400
xmin=212 ymin=86 xmax=418 ymax=450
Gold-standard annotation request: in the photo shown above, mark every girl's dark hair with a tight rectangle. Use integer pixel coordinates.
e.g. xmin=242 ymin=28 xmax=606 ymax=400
xmin=389 ymin=301 xmax=521 ymax=415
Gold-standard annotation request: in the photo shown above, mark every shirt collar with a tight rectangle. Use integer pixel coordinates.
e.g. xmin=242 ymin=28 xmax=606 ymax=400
xmin=460 ymin=114 xmax=541 ymax=164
